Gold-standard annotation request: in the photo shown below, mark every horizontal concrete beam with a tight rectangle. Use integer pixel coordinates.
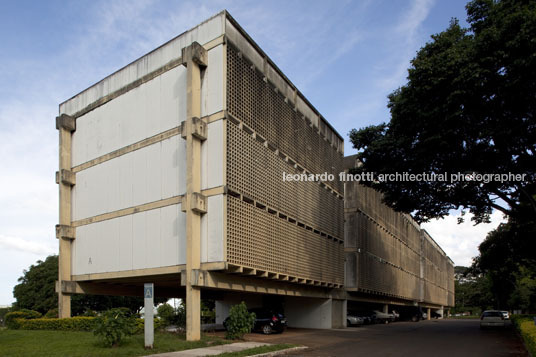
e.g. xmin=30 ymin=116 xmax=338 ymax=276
xmin=182 ymin=270 xmax=347 ymax=299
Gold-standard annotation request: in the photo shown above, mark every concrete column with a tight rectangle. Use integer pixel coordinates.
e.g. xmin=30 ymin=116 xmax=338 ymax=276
xmin=56 ymin=114 xmax=75 ymax=318
xmin=383 ymin=304 xmax=389 ymax=314
xmin=427 ymin=308 xmax=431 ymax=320
xmin=182 ymin=42 xmax=208 ymax=342
xmin=332 ymin=299 xmax=347 ymax=329
xmin=439 ymin=306 xmax=444 ymax=319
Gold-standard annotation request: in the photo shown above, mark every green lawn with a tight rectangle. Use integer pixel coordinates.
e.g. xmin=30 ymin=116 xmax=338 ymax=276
xmin=0 ymin=330 xmax=228 ymax=357
xmin=216 ymin=344 xmax=297 ymax=357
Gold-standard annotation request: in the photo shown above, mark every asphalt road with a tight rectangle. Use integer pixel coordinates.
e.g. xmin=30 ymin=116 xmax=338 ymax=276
xmin=246 ymin=319 xmax=528 ymax=357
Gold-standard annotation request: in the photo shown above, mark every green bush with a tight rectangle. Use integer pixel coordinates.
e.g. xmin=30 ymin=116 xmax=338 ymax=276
xmin=224 ymin=302 xmax=256 ymax=340
xmin=44 ymin=308 xmax=58 ymax=318
xmin=511 ymin=315 xmax=536 ymax=356
xmin=5 ymin=309 xmax=42 ymax=329
xmin=157 ymin=303 xmax=175 ymax=326
xmin=93 ymin=308 xmax=136 ymax=347
xmin=16 ymin=317 xmax=96 ymax=331
xmin=133 ymin=317 xmax=164 ymax=334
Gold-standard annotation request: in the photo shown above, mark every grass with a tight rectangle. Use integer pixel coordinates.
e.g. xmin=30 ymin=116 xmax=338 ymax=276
xmin=216 ymin=344 xmax=298 ymax=357
xmin=0 ymin=330 xmax=228 ymax=357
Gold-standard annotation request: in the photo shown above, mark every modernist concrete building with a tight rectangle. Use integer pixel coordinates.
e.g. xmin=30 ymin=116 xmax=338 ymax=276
xmin=56 ymin=11 xmax=454 ymax=340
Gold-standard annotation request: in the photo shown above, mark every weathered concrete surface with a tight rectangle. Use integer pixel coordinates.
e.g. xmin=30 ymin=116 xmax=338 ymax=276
xmin=243 ymin=319 xmax=528 ymax=357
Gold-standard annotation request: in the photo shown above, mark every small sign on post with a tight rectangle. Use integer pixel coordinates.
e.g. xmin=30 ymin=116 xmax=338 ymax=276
xmin=144 ymin=283 xmax=154 ymax=349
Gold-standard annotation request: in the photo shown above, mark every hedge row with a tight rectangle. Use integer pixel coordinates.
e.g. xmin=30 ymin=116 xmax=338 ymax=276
xmin=14 ymin=317 xmax=96 ymax=331
xmin=4 ymin=310 xmax=42 ymax=329
xmin=511 ymin=315 xmax=536 ymax=356
xmin=9 ymin=316 xmax=163 ymax=333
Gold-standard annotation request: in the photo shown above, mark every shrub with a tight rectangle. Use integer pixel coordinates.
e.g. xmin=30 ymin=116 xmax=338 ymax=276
xmin=133 ymin=317 xmax=164 ymax=334
xmin=93 ymin=308 xmax=136 ymax=347
xmin=224 ymin=302 xmax=256 ymax=340
xmin=16 ymin=317 xmax=96 ymax=331
xmin=44 ymin=308 xmax=58 ymax=318
xmin=157 ymin=303 xmax=175 ymax=326
xmin=511 ymin=315 xmax=536 ymax=356
xmin=5 ymin=309 xmax=42 ymax=329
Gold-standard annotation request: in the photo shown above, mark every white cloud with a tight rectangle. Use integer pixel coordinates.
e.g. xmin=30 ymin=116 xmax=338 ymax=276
xmin=375 ymin=0 xmax=435 ymax=91
xmin=422 ymin=210 xmax=506 ymax=267
xmin=0 ymin=235 xmax=55 ymax=256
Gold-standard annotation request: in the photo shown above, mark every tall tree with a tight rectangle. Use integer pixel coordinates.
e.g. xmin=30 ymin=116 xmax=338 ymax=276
xmin=13 ymin=255 xmax=164 ymax=315
xmin=349 ymin=0 xmax=536 ymax=223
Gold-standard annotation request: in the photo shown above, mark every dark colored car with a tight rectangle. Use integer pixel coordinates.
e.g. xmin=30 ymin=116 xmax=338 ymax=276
xmin=353 ymin=311 xmax=376 ymax=324
xmin=224 ymin=308 xmax=287 ymax=334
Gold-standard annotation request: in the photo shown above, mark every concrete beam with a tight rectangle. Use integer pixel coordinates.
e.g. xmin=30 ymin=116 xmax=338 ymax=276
xmin=182 ymin=270 xmax=346 ymax=299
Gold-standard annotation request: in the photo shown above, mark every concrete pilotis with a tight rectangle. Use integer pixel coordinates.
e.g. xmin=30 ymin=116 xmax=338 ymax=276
xmin=56 ymin=113 xmax=75 ymax=318
xmin=182 ymin=42 xmax=208 ymax=342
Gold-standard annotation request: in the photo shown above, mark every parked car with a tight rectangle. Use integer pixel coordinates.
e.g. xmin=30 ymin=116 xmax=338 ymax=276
xmin=354 ymin=311 xmax=376 ymax=324
xmin=480 ymin=310 xmax=506 ymax=329
xmin=501 ymin=311 xmax=510 ymax=320
xmin=372 ymin=310 xmax=396 ymax=324
xmin=347 ymin=313 xmax=365 ymax=326
xmin=223 ymin=308 xmax=287 ymax=334
xmin=397 ymin=307 xmax=425 ymax=322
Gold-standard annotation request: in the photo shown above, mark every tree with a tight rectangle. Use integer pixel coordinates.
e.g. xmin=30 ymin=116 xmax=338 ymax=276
xmin=349 ymin=0 xmax=536 ymax=224
xmin=473 ymin=219 xmax=536 ymax=310
xmin=13 ymin=255 xmax=165 ymax=315
xmin=13 ymin=256 xmax=57 ymax=314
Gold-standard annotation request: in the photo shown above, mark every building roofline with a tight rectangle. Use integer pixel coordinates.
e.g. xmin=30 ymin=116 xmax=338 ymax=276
xmin=222 ymin=10 xmax=343 ymax=142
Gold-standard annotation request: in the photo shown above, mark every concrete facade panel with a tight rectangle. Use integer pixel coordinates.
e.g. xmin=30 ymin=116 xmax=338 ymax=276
xmin=71 ymin=65 xmax=186 ymax=166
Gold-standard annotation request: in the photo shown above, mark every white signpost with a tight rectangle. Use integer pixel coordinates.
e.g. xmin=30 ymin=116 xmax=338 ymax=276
xmin=144 ymin=283 xmax=154 ymax=349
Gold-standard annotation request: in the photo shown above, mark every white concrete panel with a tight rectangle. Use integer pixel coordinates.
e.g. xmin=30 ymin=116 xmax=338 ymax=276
xmin=208 ymin=195 xmax=224 ymax=262
xmin=132 ymin=211 xmax=147 ymax=270
xmin=73 ymin=204 xmax=184 ymax=276
xmin=131 ymin=147 xmax=148 ymax=207
xmin=161 ymin=136 xmax=179 ymax=198
xmin=72 ymin=65 xmax=186 ymax=166
xmin=99 ymin=218 xmax=120 ymax=273
xmin=177 ymin=204 xmax=187 ymax=265
xmin=73 ymin=138 xmax=181 ymax=221
xmin=200 ymin=206 xmax=208 ymax=263
xmin=201 ymin=195 xmax=223 ymax=263
xmin=146 ymin=209 xmax=161 ymax=268
xmin=285 ymin=297 xmax=333 ymax=329
xmin=118 ymin=214 xmax=133 ymax=271
xmin=60 ymin=12 xmax=224 ymax=116
xmin=178 ymin=138 xmax=187 ymax=195
xmin=201 ymin=45 xmax=224 ymax=117
xmin=118 ymin=152 xmax=134 ymax=209
xmin=160 ymin=204 xmax=179 ymax=267
xmin=146 ymin=142 xmax=162 ymax=201
xmin=201 ymin=120 xmax=224 ymax=190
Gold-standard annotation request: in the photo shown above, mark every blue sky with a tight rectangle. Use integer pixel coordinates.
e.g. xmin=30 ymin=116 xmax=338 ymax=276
xmin=0 ymin=0 xmax=504 ymax=305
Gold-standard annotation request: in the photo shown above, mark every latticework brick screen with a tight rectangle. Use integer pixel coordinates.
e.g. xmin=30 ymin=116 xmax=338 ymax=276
xmin=225 ymin=42 xmax=344 ymax=285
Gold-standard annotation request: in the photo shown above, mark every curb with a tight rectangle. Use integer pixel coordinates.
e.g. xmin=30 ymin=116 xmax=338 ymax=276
xmin=245 ymin=346 xmax=308 ymax=357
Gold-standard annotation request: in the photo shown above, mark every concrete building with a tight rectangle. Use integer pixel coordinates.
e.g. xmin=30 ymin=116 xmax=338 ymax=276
xmin=56 ymin=11 xmax=453 ymax=340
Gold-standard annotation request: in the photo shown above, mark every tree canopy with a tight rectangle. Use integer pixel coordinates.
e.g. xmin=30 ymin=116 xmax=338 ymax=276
xmin=13 ymin=255 xmax=164 ymax=315
xmin=349 ymin=0 xmax=536 ymax=224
